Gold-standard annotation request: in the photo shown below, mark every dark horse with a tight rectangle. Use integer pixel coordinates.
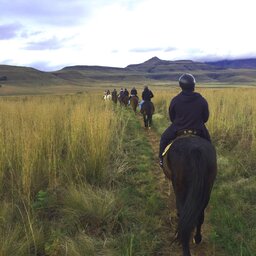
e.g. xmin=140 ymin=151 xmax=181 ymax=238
xmin=130 ymin=96 xmax=139 ymax=113
xmin=163 ymin=135 xmax=217 ymax=256
xmin=140 ymin=101 xmax=154 ymax=128
xmin=112 ymin=93 xmax=118 ymax=104
xmin=118 ymin=95 xmax=129 ymax=107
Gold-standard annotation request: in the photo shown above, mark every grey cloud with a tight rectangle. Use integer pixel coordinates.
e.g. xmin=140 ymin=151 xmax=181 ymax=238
xmin=1 ymin=0 xmax=92 ymax=26
xmin=129 ymin=47 xmax=163 ymax=53
xmin=20 ymin=30 xmax=42 ymax=39
xmin=195 ymin=53 xmax=256 ymax=62
xmin=164 ymin=47 xmax=177 ymax=52
xmin=0 ymin=23 xmax=23 ymax=39
xmin=24 ymin=37 xmax=64 ymax=50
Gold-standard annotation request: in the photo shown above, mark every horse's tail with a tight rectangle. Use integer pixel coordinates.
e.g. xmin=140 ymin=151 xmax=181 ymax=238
xmin=177 ymin=147 xmax=211 ymax=245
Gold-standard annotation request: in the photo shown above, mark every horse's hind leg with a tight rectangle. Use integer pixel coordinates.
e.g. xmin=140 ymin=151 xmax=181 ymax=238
xmin=148 ymin=114 xmax=152 ymax=128
xmin=194 ymin=211 xmax=204 ymax=244
xmin=143 ymin=114 xmax=148 ymax=127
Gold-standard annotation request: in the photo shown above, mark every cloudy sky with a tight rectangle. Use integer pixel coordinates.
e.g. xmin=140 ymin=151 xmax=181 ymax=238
xmin=0 ymin=0 xmax=255 ymax=71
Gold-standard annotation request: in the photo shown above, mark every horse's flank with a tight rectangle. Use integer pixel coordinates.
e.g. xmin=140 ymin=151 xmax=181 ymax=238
xmin=118 ymin=95 xmax=129 ymax=106
xmin=130 ymin=96 xmax=139 ymax=112
xmin=104 ymin=94 xmax=112 ymax=101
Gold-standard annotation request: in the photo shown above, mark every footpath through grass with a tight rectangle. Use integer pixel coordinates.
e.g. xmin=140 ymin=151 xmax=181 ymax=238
xmin=112 ymin=108 xmax=170 ymax=255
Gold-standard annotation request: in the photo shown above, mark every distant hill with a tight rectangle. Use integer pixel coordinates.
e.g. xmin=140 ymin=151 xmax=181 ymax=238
xmin=1 ymin=57 xmax=256 ymax=87
xmin=206 ymin=58 xmax=256 ymax=69
xmin=0 ymin=65 xmax=66 ymax=86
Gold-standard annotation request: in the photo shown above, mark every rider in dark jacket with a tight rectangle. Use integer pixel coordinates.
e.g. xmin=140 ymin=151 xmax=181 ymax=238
xmin=130 ymin=87 xmax=138 ymax=100
xmin=130 ymin=87 xmax=137 ymax=95
xmin=142 ymin=86 xmax=154 ymax=101
xmin=159 ymin=73 xmax=211 ymax=168
xmin=123 ymin=88 xmax=129 ymax=97
xmin=119 ymin=88 xmax=124 ymax=98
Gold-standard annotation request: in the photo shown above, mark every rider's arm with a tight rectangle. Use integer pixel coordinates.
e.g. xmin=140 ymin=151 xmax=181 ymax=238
xmin=142 ymin=91 xmax=145 ymax=100
xmin=202 ymin=99 xmax=209 ymax=123
xmin=169 ymin=99 xmax=176 ymax=122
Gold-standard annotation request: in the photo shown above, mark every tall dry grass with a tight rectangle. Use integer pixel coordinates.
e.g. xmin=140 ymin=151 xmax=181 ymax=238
xmin=0 ymin=94 xmax=118 ymax=202
xmin=0 ymin=93 xmax=127 ymax=254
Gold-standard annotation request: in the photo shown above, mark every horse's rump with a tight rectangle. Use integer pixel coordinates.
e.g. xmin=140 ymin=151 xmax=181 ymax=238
xmin=119 ymin=95 xmax=129 ymax=106
xmin=140 ymin=101 xmax=155 ymax=128
xmin=112 ymin=94 xmax=118 ymax=103
xmin=163 ymin=136 xmax=217 ymax=255
xmin=130 ymin=96 xmax=139 ymax=112
xmin=130 ymin=96 xmax=138 ymax=105
xmin=104 ymin=94 xmax=112 ymax=101
xmin=166 ymin=136 xmax=216 ymax=176
xmin=140 ymin=101 xmax=154 ymax=115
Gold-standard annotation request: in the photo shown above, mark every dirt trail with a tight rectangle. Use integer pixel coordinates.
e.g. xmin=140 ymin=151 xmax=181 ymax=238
xmin=140 ymin=122 xmax=223 ymax=256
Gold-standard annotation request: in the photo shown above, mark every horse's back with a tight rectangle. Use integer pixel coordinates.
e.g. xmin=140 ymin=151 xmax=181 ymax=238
xmin=165 ymin=136 xmax=217 ymax=182
xmin=130 ymin=96 xmax=138 ymax=104
xmin=169 ymin=136 xmax=215 ymax=161
xmin=104 ymin=95 xmax=112 ymax=100
xmin=140 ymin=101 xmax=154 ymax=115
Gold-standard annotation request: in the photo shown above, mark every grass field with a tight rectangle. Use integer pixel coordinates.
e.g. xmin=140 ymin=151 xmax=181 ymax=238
xmin=0 ymin=93 xmax=171 ymax=255
xmin=0 ymin=86 xmax=255 ymax=255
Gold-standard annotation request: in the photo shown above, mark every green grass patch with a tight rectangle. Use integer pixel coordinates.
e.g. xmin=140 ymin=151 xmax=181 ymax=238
xmin=112 ymin=109 xmax=168 ymax=255
xmin=209 ymin=151 xmax=256 ymax=256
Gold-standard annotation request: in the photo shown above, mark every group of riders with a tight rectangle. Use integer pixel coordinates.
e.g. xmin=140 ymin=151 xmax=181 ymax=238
xmin=103 ymin=73 xmax=211 ymax=169
xmin=103 ymin=86 xmax=154 ymax=104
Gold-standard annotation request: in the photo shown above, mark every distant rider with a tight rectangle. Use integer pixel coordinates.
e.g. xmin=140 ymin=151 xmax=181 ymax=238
xmin=119 ymin=88 xmax=124 ymax=99
xmin=142 ymin=86 xmax=154 ymax=101
xmin=130 ymin=87 xmax=138 ymax=99
xmin=123 ymin=88 xmax=129 ymax=97
xmin=111 ymin=89 xmax=118 ymax=103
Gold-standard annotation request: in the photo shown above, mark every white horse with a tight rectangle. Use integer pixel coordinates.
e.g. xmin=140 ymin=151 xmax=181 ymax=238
xmin=103 ymin=94 xmax=112 ymax=101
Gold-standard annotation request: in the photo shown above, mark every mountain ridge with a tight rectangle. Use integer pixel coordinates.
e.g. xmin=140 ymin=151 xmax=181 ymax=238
xmin=1 ymin=57 xmax=256 ymax=86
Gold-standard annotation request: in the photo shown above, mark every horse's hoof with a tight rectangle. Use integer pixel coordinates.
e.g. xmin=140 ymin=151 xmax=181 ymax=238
xmin=193 ymin=234 xmax=202 ymax=244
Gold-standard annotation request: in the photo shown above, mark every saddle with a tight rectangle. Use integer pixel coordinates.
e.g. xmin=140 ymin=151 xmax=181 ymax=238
xmin=176 ymin=129 xmax=199 ymax=137
xmin=162 ymin=129 xmax=199 ymax=157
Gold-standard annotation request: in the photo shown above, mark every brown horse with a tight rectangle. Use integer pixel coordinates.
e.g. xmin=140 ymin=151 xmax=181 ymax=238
xmin=130 ymin=96 xmax=139 ymax=113
xmin=118 ymin=95 xmax=129 ymax=107
xmin=163 ymin=136 xmax=217 ymax=256
xmin=140 ymin=101 xmax=155 ymax=128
